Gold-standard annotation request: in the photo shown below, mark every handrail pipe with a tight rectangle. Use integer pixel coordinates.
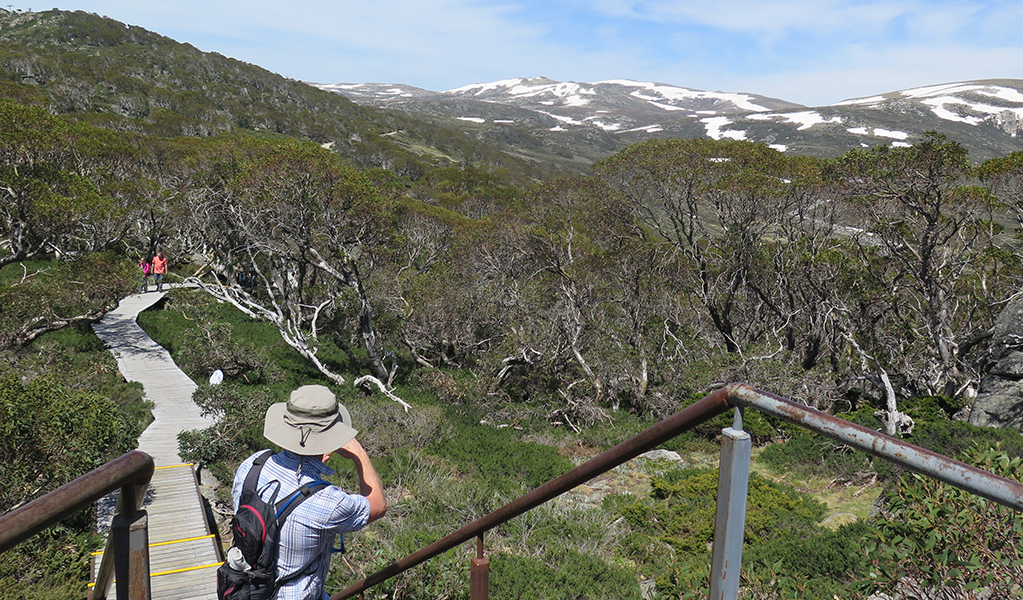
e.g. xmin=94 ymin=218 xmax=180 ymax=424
xmin=332 ymin=386 xmax=735 ymax=599
xmin=0 ymin=450 xmax=154 ymax=552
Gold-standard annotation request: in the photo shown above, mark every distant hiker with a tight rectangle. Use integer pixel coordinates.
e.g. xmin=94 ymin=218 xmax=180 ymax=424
xmin=229 ymin=385 xmax=386 ymax=600
xmin=139 ymin=257 xmax=151 ymax=293
xmin=151 ymin=251 xmax=168 ymax=292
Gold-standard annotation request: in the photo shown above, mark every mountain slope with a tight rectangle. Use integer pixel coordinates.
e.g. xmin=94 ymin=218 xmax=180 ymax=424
xmin=319 ymin=78 xmax=1023 ymax=163
xmin=0 ymin=9 xmax=561 ymax=179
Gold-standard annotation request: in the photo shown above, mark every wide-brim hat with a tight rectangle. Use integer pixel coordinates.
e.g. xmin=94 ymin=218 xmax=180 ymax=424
xmin=264 ymin=385 xmax=358 ymax=455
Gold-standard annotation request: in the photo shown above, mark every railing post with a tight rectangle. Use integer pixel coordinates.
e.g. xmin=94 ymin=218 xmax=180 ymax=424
xmin=112 ymin=482 xmax=151 ymax=600
xmin=470 ymin=534 xmax=489 ymax=600
xmin=709 ymin=408 xmax=751 ymax=600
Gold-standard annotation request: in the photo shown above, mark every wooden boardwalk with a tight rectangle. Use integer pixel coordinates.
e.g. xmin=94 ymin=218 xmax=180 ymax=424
xmin=91 ymin=287 xmax=222 ymax=600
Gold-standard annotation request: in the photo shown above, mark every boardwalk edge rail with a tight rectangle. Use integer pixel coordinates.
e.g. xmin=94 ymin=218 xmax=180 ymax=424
xmin=332 ymin=382 xmax=1023 ymax=600
xmin=0 ymin=450 xmax=155 ymax=600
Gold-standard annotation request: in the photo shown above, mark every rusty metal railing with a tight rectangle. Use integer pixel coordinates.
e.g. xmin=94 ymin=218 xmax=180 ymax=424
xmin=0 ymin=450 xmax=155 ymax=600
xmin=332 ymin=383 xmax=1023 ymax=600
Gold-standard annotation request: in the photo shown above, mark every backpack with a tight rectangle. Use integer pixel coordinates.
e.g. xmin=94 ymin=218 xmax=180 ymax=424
xmin=216 ymin=451 xmax=331 ymax=600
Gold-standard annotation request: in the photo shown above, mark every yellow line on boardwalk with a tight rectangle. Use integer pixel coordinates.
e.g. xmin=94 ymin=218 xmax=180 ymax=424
xmin=91 ymin=534 xmax=216 ymax=556
xmin=155 ymin=463 xmax=196 ymax=469
xmin=88 ymin=562 xmax=224 ymax=587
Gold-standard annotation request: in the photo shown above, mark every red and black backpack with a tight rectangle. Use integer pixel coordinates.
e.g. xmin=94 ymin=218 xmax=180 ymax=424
xmin=216 ymin=451 xmax=330 ymax=600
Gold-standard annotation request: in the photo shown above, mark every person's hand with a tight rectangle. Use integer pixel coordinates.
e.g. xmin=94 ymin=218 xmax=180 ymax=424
xmin=335 ymin=437 xmax=365 ymax=461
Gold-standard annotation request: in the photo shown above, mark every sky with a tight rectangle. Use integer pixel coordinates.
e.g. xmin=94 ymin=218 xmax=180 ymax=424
xmin=30 ymin=0 xmax=1023 ymax=107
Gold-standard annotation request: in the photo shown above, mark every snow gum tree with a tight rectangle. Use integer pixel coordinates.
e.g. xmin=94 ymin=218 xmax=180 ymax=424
xmin=0 ymin=99 xmax=110 ymax=266
xmin=184 ymin=139 xmax=405 ymax=405
xmin=825 ymin=133 xmax=1001 ymax=431
xmin=594 ymin=138 xmax=834 ymax=365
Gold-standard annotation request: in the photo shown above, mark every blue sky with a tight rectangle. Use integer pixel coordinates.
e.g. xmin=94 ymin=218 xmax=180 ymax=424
xmin=37 ymin=0 xmax=1023 ymax=107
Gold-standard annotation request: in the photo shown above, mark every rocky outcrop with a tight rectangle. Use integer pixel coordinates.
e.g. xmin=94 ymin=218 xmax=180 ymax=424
xmin=969 ymin=292 xmax=1023 ymax=431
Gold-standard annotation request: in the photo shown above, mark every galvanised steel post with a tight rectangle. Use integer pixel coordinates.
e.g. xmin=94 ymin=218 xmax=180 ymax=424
xmin=709 ymin=409 xmax=751 ymax=600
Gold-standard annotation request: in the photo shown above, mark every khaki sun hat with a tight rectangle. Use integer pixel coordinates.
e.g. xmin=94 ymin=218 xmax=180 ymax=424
xmin=264 ymin=385 xmax=358 ymax=455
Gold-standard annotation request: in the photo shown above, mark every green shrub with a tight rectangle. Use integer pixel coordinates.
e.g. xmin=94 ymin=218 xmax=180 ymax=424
xmin=744 ymin=520 xmax=871 ymax=580
xmin=903 ymin=417 xmax=1023 ymax=461
xmin=0 ymin=526 xmax=104 ymax=600
xmin=0 ymin=375 xmax=136 ymax=597
xmin=13 ymin=320 xmax=151 ymax=435
xmin=432 ymin=417 xmax=572 ymax=493
xmin=491 ymin=549 xmax=642 ymax=600
xmin=863 ymin=446 xmax=1023 ymax=599
xmin=609 ymin=468 xmax=827 ymax=558
xmin=740 ymin=557 xmax=868 ymax=600
xmin=0 ymin=375 xmax=136 ymax=511
xmin=757 ymin=434 xmax=876 ymax=482
xmin=900 ymin=395 xmax=965 ymax=420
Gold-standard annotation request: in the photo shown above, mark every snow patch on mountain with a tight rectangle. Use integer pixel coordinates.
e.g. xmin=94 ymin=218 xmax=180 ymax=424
xmin=921 ymin=95 xmax=1023 ymax=126
xmin=747 ymin=110 xmax=842 ymax=130
xmin=448 ymin=78 xmax=595 ymax=107
xmin=622 ymin=124 xmax=665 ymax=134
xmin=833 ymin=82 xmax=1023 ymax=130
xmin=847 ymin=126 xmax=910 ymax=140
xmin=702 ymin=116 xmax=747 ymax=141
xmin=873 ymin=128 xmax=910 ymax=140
xmin=598 ymin=79 xmax=772 ymax=113
xmin=833 ymin=95 xmax=887 ymax=107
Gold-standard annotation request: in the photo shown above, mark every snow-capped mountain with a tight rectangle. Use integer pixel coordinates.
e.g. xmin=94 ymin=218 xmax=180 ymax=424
xmin=314 ymin=77 xmax=1023 ymax=165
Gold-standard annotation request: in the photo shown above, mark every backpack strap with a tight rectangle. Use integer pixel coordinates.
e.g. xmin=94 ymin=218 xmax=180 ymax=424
xmin=271 ymin=480 xmax=334 ymax=589
xmin=243 ymin=450 xmax=274 ymax=493
xmin=274 ymin=480 xmax=331 ymax=522
xmin=244 ymin=449 xmax=281 ymax=504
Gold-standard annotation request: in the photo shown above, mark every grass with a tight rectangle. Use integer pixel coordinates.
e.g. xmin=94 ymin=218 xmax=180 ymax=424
xmin=752 ymin=448 xmax=881 ymax=528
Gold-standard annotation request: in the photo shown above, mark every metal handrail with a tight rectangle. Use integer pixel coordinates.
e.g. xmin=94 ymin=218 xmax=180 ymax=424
xmin=0 ymin=450 xmax=155 ymax=600
xmin=0 ymin=450 xmax=154 ymax=552
xmin=332 ymin=382 xmax=1023 ymax=600
xmin=331 ymin=385 xmax=736 ymax=599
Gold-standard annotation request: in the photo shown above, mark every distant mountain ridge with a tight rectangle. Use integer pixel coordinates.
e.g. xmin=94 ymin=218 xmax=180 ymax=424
xmin=316 ymin=77 xmax=1023 ymax=163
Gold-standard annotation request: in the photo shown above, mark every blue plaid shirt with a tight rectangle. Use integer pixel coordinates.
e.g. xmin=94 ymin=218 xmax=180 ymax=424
xmin=232 ymin=450 xmax=371 ymax=600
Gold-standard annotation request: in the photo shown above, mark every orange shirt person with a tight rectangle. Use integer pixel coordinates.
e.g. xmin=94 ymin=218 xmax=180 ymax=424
xmin=151 ymin=252 xmax=168 ymax=292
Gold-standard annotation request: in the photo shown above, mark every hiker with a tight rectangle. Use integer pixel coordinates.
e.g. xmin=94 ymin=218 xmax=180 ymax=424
xmin=230 ymin=385 xmax=386 ymax=600
xmin=151 ymin=251 xmax=168 ymax=292
xmin=139 ymin=257 xmax=151 ymax=292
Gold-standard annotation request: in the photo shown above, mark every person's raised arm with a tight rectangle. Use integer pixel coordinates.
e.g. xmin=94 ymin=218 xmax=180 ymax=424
xmin=334 ymin=437 xmax=386 ymax=523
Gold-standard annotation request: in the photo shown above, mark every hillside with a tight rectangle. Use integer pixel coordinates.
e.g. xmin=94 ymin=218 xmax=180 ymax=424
xmin=319 ymin=77 xmax=1023 ymax=163
xmin=0 ymin=8 xmax=563 ymax=179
